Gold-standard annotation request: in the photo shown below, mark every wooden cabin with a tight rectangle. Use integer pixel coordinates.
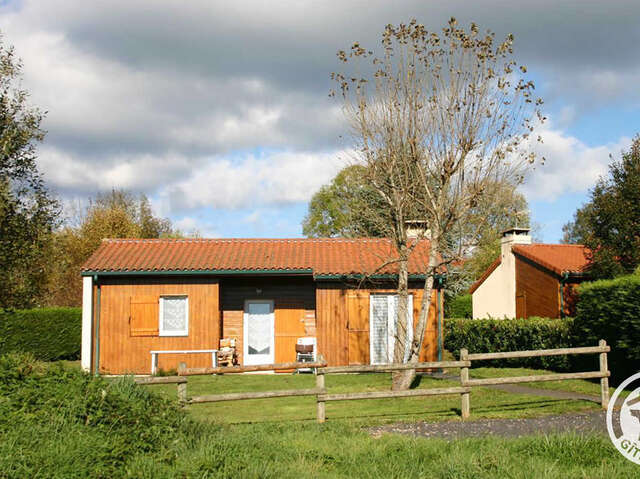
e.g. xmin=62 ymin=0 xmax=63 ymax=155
xmin=80 ymin=238 xmax=443 ymax=374
xmin=470 ymin=228 xmax=590 ymax=319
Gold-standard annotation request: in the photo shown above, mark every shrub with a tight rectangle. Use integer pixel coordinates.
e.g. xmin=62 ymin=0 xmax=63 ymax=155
xmin=444 ymin=317 xmax=574 ymax=371
xmin=573 ymin=274 xmax=640 ymax=382
xmin=444 ymin=294 xmax=472 ymax=318
xmin=0 ymin=307 xmax=81 ymax=360
xmin=0 ymin=353 xmax=211 ymax=476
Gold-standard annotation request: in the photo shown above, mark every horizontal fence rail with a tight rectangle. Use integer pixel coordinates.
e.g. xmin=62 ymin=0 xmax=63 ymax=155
xmin=464 ymin=371 xmax=608 ymax=387
xmin=318 ymin=387 xmax=471 ymax=402
xmin=318 ymin=361 xmax=469 ymax=375
xmin=134 ymin=341 xmax=611 ymax=423
xmin=467 ymin=345 xmax=610 ymax=361
xmin=178 ymin=360 xmax=328 ymax=376
xmin=134 ymin=375 xmax=187 ymax=402
xmin=190 ymin=388 xmax=323 ymax=404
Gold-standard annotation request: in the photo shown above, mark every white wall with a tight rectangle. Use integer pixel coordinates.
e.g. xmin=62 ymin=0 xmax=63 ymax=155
xmin=472 ymin=262 xmax=512 ymax=318
xmin=81 ymin=276 xmax=93 ymax=371
xmin=472 ymin=229 xmax=531 ymax=319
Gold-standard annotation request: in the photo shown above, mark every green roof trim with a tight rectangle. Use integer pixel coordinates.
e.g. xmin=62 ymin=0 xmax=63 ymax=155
xmin=82 ymin=268 xmax=314 ymax=277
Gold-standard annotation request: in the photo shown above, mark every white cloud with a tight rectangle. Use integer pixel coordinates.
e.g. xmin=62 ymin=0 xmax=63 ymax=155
xmin=522 ymin=125 xmax=631 ymax=201
xmin=161 ymin=149 xmax=347 ymax=212
xmin=172 ymin=216 xmax=219 ymax=237
xmin=0 ymin=0 xmax=638 ymax=241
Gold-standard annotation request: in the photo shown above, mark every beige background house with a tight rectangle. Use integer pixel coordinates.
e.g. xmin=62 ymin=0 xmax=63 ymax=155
xmin=470 ymin=228 xmax=589 ymax=319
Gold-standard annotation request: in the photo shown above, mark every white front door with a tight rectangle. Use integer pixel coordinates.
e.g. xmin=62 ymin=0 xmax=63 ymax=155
xmin=243 ymin=300 xmax=275 ymax=365
xmin=370 ymin=294 xmax=413 ymax=364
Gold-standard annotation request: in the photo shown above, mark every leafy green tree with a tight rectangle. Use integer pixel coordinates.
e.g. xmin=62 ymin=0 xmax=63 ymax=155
xmin=463 ymin=188 xmax=531 ymax=282
xmin=0 ymin=36 xmax=60 ymax=309
xmin=562 ymin=136 xmax=640 ymax=279
xmin=303 ymin=165 xmax=387 ymax=237
xmin=48 ymin=189 xmax=181 ymax=306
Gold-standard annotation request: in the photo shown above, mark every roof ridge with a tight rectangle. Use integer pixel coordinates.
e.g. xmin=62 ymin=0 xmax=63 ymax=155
xmin=101 ymin=237 xmax=396 ymax=243
xmin=516 ymin=243 xmax=587 ymax=248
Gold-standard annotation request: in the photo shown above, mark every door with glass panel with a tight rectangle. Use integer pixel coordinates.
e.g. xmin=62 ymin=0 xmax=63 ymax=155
xmin=369 ymin=294 xmax=413 ymax=364
xmin=243 ymin=300 xmax=275 ymax=365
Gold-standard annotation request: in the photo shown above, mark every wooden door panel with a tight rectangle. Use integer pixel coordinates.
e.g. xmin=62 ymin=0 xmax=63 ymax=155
xmin=346 ymin=292 xmax=369 ymax=331
xmin=275 ymin=302 xmax=306 ymax=364
xmin=348 ymin=331 xmax=370 ymax=365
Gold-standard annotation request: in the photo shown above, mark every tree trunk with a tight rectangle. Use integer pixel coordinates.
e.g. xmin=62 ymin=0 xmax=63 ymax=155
xmin=395 ymin=236 xmax=440 ymax=390
xmin=391 ymin=244 xmax=410 ymax=390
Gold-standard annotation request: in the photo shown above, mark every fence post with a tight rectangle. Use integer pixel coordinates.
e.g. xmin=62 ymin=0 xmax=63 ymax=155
xmin=178 ymin=362 xmax=187 ymax=403
xmin=460 ymin=349 xmax=470 ymax=419
xmin=316 ymin=372 xmax=326 ymax=423
xmin=599 ymin=340 xmax=609 ymax=410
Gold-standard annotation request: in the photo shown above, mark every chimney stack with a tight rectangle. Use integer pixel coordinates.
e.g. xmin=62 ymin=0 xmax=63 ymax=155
xmin=405 ymin=220 xmax=430 ymax=239
xmin=501 ymin=227 xmax=531 ymax=259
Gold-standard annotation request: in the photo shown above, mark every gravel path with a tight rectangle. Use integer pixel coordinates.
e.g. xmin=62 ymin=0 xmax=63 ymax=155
xmin=368 ymin=411 xmax=607 ymax=439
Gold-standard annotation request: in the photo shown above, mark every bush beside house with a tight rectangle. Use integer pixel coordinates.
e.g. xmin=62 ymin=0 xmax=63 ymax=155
xmin=0 ymin=308 xmax=82 ymax=361
xmin=445 ymin=317 xmax=575 ymax=371
xmin=572 ymin=273 xmax=640 ymax=382
xmin=444 ymin=294 xmax=472 ymax=319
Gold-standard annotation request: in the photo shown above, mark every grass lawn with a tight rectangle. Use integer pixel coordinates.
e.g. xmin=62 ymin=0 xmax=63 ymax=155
xmin=145 ymin=369 xmax=607 ymax=425
xmin=3 ymin=357 xmax=636 ymax=478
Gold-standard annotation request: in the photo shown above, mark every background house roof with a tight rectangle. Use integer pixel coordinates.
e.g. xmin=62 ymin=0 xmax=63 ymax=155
xmin=511 ymin=244 xmax=590 ymax=276
xmin=81 ymin=238 xmax=432 ymax=277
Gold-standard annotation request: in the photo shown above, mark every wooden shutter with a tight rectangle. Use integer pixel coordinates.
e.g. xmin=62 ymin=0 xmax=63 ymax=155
xmin=130 ymin=296 xmax=159 ymax=337
xmin=274 ymin=301 xmax=306 ymax=364
xmin=346 ymin=291 xmax=369 ymax=365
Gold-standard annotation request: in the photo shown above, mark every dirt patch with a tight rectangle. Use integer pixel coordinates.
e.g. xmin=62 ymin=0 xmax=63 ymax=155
xmin=369 ymin=411 xmax=607 ymax=439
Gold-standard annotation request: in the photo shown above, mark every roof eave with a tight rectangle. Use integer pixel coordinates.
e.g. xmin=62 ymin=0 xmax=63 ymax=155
xmin=82 ymin=268 xmax=314 ymax=277
xmin=314 ymin=273 xmax=428 ymax=281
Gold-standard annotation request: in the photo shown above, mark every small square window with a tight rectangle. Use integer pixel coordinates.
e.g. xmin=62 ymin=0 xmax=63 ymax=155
xmin=159 ymin=296 xmax=188 ymax=336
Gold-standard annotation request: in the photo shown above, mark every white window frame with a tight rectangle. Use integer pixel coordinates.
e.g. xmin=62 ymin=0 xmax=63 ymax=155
xmin=369 ymin=294 xmax=413 ymax=365
xmin=159 ymin=295 xmax=189 ymax=337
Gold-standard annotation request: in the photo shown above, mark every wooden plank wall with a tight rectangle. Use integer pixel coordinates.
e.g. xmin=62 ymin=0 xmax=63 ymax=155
xmin=515 ymin=256 xmax=560 ymax=318
xmin=95 ymin=277 xmax=220 ymax=374
xmin=316 ymin=282 xmax=439 ymax=366
xmin=220 ymin=277 xmax=316 ymax=365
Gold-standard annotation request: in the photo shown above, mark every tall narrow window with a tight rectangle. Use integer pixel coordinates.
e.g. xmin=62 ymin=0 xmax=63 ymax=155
xmin=159 ymin=295 xmax=189 ymax=336
xmin=369 ymin=294 xmax=413 ymax=364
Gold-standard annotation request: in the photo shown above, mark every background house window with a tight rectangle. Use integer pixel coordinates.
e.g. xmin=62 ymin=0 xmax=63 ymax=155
xmin=159 ymin=295 xmax=189 ymax=336
xmin=370 ymin=294 xmax=413 ymax=364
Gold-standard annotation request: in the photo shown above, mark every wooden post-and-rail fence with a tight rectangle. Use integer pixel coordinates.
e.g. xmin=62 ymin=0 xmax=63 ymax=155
xmin=135 ymin=341 xmax=611 ymax=423
xmin=458 ymin=339 xmax=611 ymax=418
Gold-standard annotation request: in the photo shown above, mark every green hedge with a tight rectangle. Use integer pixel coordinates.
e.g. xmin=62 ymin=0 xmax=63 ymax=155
xmin=573 ymin=274 xmax=640 ymax=383
xmin=444 ymin=294 xmax=472 ymax=319
xmin=444 ymin=317 xmax=574 ymax=371
xmin=0 ymin=308 xmax=82 ymax=361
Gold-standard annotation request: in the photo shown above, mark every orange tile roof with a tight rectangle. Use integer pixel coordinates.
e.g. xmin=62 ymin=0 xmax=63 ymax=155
xmin=81 ymin=238 xmax=432 ymax=277
xmin=511 ymin=244 xmax=590 ymax=276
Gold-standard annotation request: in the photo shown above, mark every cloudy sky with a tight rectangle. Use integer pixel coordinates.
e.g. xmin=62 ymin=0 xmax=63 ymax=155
xmin=1 ymin=1 xmax=638 ymax=240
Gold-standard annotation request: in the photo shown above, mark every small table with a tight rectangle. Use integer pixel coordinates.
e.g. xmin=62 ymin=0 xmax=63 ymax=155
xmin=150 ymin=349 xmax=218 ymax=375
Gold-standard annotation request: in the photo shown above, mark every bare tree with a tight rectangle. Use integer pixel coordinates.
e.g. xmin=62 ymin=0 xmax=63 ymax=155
xmin=332 ymin=18 xmax=544 ymax=389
